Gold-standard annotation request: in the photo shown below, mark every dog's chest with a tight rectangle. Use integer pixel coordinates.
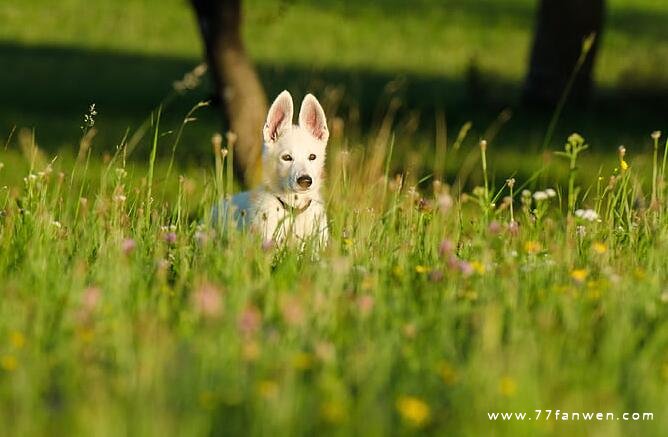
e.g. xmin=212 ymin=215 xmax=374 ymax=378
xmin=252 ymin=194 xmax=327 ymax=242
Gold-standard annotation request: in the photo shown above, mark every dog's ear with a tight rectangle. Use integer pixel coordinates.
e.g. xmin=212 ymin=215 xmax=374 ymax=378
xmin=299 ymin=94 xmax=329 ymax=143
xmin=263 ymin=90 xmax=293 ymax=144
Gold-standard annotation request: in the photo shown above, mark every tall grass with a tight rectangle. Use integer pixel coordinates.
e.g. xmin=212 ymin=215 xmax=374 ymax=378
xmin=0 ymin=96 xmax=666 ymax=436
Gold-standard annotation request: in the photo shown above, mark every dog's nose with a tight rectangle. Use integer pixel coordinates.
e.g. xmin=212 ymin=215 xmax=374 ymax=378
xmin=297 ymin=175 xmax=312 ymax=189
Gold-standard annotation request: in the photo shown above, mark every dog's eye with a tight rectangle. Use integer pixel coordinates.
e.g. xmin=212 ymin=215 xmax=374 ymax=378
xmin=281 ymin=154 xmax=293 ymax=161
xmin=308 ymin=154 xmax=317 ymax=161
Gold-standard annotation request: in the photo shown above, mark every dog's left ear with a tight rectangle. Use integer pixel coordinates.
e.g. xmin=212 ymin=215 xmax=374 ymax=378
xmin=299 ymin=94 xmax=329 ymax=143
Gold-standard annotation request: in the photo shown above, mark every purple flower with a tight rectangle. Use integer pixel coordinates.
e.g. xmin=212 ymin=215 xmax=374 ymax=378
xmin=488 ymin=220 xmax=502 ymax=235
xmin=164 ymin=232 xmax=177 ymax=244
xmin=121 ymin=238 xmax=136 ymax=255
xmin=439 ymin=239 xmax=455 ymax=257
xmin=458 ymin=260 xmax=474 ymax=277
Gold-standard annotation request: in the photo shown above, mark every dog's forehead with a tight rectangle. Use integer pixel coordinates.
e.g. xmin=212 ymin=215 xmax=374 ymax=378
xmin=276 ymin=127 xmax=326 ymax=153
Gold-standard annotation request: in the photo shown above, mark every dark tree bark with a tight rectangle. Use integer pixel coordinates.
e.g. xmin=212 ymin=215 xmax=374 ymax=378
xmin=191 ymin=0 xmax=267 ymax=185
xmin=522 ymin=0 xmax=605 ymax=107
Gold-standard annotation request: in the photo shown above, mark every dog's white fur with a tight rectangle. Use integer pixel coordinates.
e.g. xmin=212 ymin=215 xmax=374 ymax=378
xmin=223 ymin=91 xmax=329 ymax=246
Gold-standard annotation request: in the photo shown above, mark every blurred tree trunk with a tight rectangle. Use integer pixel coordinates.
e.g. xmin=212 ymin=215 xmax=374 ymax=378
xmin=523 ymin=0 xmax=605 ymax=107
xmin=191 ymin=0 xmax=267 ymax=186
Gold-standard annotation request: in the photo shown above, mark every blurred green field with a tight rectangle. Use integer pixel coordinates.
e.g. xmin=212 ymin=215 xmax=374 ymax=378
xmin=1 ymin=0 xmax=667 ymax=181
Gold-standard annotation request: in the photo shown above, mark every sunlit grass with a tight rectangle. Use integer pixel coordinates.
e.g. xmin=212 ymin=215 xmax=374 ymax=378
xmin=0 ymin=99 xmax=667 ymax=434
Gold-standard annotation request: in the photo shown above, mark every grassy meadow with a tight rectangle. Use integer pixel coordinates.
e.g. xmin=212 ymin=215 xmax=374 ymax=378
xmin=1 ymin=0 xmax=668 ymax=435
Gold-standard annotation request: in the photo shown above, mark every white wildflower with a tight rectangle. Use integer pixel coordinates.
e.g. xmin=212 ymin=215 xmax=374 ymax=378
xmin=533 ymin=191 xmax=548 ymax=201
xmin=575 ymin=208 xmax=599 ymax=222
xmin=545 ymin=188 xmax=557 ymax=198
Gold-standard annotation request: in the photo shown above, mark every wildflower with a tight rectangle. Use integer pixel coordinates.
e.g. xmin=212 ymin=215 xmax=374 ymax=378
xmin=194 ymin=230 xmax=210 ymax=246
xmin=257 ymin=380 xmax=279 ymax=400
xmin=575 ymin=208 xmax=599 ymax=222
xmin=415 ymin=265 xmax=428 ymax=274
xmin=51 ymin=221 xmax=62 ymax=228
xmin=9 ymin=331 xmax=25 ymax=350
xmin=524 ymin=240 xmax=541 ymax=254
xmin=113 ymin=194 xmax=126 ymax=203
xmin=651 ymin=131 xmax=661 ymax=141
xmin=121 ymin=238 xmax=136 ymax=255
xmin=429 ymin=269 xmax=444 ymax=282
xmin=436 ymin=192 xmax=453 ymax=212
xmin=458 ymin=260 xmax=474 ymax=276
xmin=499 ymin=376 xmax=517 ymax=397
xmin=281 ymin=296 xmax=305 ymax=327
xmin=438 ymin=239 xmax=455 ymax=257
xmin=211 ymin=133 xmax=223 ymax=151
xmin=0 ymin=354 xmax=17 ymax=372
xmin=521 ymin=189 xmax=531 ymax=198
xmin=576 ymin=225 xmax=587 ymax=238
xmin=238 ymin=305 xmax=262 ymax=337
xmin=507 ymin=220 xmax=519 ymax=236
xmin=470 ymin=261 xmax=485 ymax=274
xmin=532 ymin=191 xmax=548 ymax=201
xmin=225 ymin=131 xmax=238 ymax=149
xmin=571 ymin=269 xmax=588 ymax=283
xmin=396 ymin=396 xmax=431 ymax=427
xmin=357 ymin=295 xmax=375 ymax=317
xmin=392 ymin=265 xmax=405 ymax=279
xmin=618 ymin=145 xmax=629 ymax=171
xmin=163 ymin=232 xmax=177 ymax=244
xmin=506 ymin=178 xmax=515 ymax=189
xmin=592 ymin=242 xmax=607 ymax=254
xmin=545 ymin=188 xmax=557 ymax=198
xmin=192 ymin=282 xmax=223 ymax=319
xmin=488 ymin=220 xmax=502 ymax=235
xmin=82 ymin=287 xmax=102 ymax=312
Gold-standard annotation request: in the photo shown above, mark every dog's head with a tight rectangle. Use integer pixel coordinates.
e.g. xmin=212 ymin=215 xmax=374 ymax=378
xmin=262 ymin=91 xmax=329 ymax=205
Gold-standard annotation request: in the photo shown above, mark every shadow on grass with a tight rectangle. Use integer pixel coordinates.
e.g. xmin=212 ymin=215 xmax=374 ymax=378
xmin=0 ymin=41 xmax=666 ymax=166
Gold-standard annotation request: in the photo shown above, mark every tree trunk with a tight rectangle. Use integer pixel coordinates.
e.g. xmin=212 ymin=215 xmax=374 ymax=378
xmin=522 ymin=0 xmax=605 ymax=107
xmin=191 ymin=0 xmax=267 ymax=186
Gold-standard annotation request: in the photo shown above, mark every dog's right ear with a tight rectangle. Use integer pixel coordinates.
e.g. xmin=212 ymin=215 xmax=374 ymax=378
xmin=263 ymin=90 xmax=293 ymax=144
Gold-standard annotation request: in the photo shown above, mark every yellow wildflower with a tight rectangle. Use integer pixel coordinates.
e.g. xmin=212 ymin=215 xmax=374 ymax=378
xmin=524 ymin=241 xmax=541 ymax=254
xmin=415 ymin=265 xmax=428 ymax=274
xmin=499 ymin=376 xmax=517 ymax=397
xmin=592 ymin=242 xmax=607 ymax=254
xmin=396 ymin=395 xmax=431 ymax=427
xmin=241 ymin=341 xmax=261 ymax=362
xmin=257 ymin=380 xmax=279 ymax=400
xmin=470 ymin=261 xmax=485 ymax=274
xmin=620 ymin=159 xmax=629 ymax=171
xmin=0 ymin=354 xmax=17 ymax=372
xmin=571 ymin=269 xmax=588 ymax=283
xmin=9 ymin=331 xmax=25 ymax=349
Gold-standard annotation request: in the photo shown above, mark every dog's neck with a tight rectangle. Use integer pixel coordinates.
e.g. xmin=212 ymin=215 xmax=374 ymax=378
xmin=272 ymin=190 xmax=317 ymax=211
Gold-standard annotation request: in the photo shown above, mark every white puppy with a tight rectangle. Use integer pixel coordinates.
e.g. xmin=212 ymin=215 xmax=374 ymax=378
xmin=220 ymin=91 xmax=329 ymax=246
